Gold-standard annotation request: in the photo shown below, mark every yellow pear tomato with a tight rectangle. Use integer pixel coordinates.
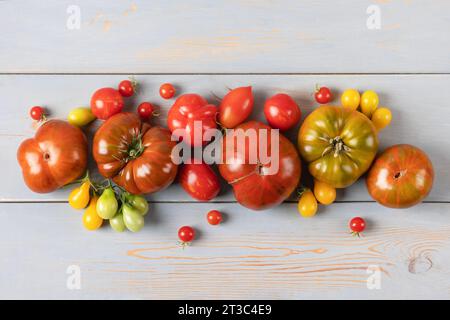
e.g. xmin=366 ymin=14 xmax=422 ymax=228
xmin=360 ymin=90 xmax=379 ymax=118
xmin=341 ymin=89 xmax=360 ymax=110
xmin=313 ymin=180 xmax=336 ymax=205
xmin=82 ymin=196 xmax=103 ymax=231
xmin=298 ymin=190 xmax=318 ymax=218
xmin=371 ymin=107 xmax=392 ymax=131
xmin=69 ymin=181 xmax=90 ymax=209
xmin=68 ymin=107 xmax=96 ymax=127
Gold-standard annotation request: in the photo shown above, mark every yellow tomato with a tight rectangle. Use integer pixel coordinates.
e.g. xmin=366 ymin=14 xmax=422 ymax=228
xmin=313 ymin=180 xmax=336 ymax=205
xmin=341 ymin=89 xmax=360 ymax=110
xmin=360 ymin=90 xmax=379 ymax=118
xmin=298 ymin=190 xmax=318 ymax=218
xmin=68 ymin=107 xmax=96 ymax=127
xmin=69 ymin=181 xmax=90 ymax=209
xmin=371 ymin=107 xmax=392 ymax=131
xmin=82 ymin=196 xmax=103 ymax=231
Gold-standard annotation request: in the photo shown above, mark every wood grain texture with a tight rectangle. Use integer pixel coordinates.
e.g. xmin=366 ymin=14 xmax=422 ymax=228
xmin=2 ymin=74 xmax=449 ymax=202
xmin=1 ymin=0 xmax=449 ymax=73
xmin=1 ymin=202 xmax=449 ymax=299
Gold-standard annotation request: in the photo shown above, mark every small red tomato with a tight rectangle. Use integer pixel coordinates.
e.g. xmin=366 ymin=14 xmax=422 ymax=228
xmin=137 ymin=102 xmax=155 ymax=120
xmin=315 ymin=86 xmax=332 ymax=104
xmin=178 ymin=226 xmax=195 ymax=243
xmin=180 ymin=161 xmax=221 ymax=201
xmin=90 ymin=87 xmax=124 ymax=120
xmin=29 ymin=106 xmax=45 ymax=121
xmin=118 ymin=79 xmax=136 ymax=97
xmin=349 ymin=217 xmax=366 ymax=236
xmin=219 ymin=86 xmax=254 ymax=128
xmin=160 ymin=83 xmax=176 ymax=99
xmin=263 ymin=93 xmax=301 ymax=131
xmin=207 ymin=210 xmax=223 ymax=225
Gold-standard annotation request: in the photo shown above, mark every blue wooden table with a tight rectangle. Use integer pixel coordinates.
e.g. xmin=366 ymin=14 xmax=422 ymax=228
xmin=1 ymin=1 xmax=449 ymax=299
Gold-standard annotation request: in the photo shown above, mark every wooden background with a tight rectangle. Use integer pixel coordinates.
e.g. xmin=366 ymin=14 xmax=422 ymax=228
xmin=1 ymin=0 xmax=449 ymax=299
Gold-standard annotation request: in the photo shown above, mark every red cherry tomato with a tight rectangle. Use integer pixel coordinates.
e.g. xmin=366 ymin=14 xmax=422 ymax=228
xmin=180 ymin=161 xmax=221 ymax=201
xmin=263 ymin=93 xmax=301 ymax=131
xmin=90 ymin=87 xmax=124 ymax=120
xmin=118 ymin=80 xmax=135 ymax=97
xmin=207 ymin=210 xmax=223 ymax=225
xmin=137 ymin=102 xmax=156 ymax=120
xmin=178 ymin=226 xmax=195 ymax=243
xmin=29 ymin=106 xmax=45 ymax=121
xmin=315 ymin=86 xmax=332 ymax=104
xmin=167 ymin=93 xmax=218 ymax=146
xmin=349 ymin=217 xmax=366 ymax=236
xmin=218 ymin=86 xmax=254 ymax=128
xmin=160 ymin=83 xmax=176 ymax=99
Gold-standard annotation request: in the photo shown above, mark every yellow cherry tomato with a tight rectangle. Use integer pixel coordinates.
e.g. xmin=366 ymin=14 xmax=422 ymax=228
xmin=313 ymin=180 xmax=336 ymax=205
xmin=371 ymin=107 xmax=392 ymax=131
xmin=298 ymin=190 xmax=318 ymax=218
xmin=69 ymin=181 xmax=90 ymax=209
xmin=341 ymin=89 xmax=360 ymax=110
xmin=82 ymin=196 xmax=103 ymax=231
xmin=360 ymin=90 xmax=379 ymax=118
xmin=68 ymin=107 xmax=96 ymax=127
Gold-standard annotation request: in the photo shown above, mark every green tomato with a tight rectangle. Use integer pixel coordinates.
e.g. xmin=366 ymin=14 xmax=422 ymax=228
xmin=68 ymin=107 xmax=96 ymax=127
xmin=122 ymin=204 xmax=144 ymax=232
xmin=129 ymin=195 xmax=149 ymax=216
xmin=96 ymin=187 xmax=118 ymax=219
xmin=109 ymin=213 xmax=126 ymax=232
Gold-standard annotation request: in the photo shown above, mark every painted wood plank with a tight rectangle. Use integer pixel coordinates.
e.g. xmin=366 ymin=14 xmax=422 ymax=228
xmin=2 ymin=74 xmax=448 ymax=202
xmin=1 ymin=202 xmax=449 ymax=299
xmin=1 ymin=0 xmax=450 ymax=73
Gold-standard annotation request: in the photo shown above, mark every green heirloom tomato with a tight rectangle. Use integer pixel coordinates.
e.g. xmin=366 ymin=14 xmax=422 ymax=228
xmin=129 ymin=195 xmax=149 ymax=216
xmin=298 ymin=106 xmax=378 ymax=188
xmin=96 ymin=187 xmax=118 ymax=219
xmin=110 ymin=213 xmax=126 ymax=232
xmin=122 ymin=204 xmax=144 ymax=232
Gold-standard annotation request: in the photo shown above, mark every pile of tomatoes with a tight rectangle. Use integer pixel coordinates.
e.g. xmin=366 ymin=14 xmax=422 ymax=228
xmin=18 ymin=78 xmax=434 ymax=242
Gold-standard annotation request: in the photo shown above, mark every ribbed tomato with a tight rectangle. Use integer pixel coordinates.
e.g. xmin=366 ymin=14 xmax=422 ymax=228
xmin=366 ymin=144 xmax=434 ymax=208
xmin=93 ymin=112 xmax=178 ymax=194
xmin=298 ymin=106 xmax=378 ymax=188
xmin=167 ymin=93 xmax=217 ymax=147
xmin=17 ymin=120 xmax=88 ymax=193
xmin=219 ymin=121 xmax=301 ymax=210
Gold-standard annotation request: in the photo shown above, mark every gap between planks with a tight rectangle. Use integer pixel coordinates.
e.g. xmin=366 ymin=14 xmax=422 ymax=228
xmin=1 ymin=73 xmax=450 ymax=76
xmin=0 ymin=200 xmax=449 ymax=204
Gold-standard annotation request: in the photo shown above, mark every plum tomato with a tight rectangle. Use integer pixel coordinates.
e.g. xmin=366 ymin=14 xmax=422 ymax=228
xmin=360 ymin=90 xmax=379 ymax=118
xmin=82 ymin=196 xmax=103 ymax=231
xmin=179 ymin=161 xmax=221 ymax=201
xmin=313 ymin=180 xmax=336 ymax=205
xmin=69 ymin=181 xmax=91 ymax=210
xmin=90 ymin=87 xmax=124 ymax=120
xmin=263 ymin=93 xmax=301 ymax=131
xmin=298 ymin=190 xmax=318 ymax=218
xmin=341 ymin=89 xmax=360 ymax=110
xmin=218 ymin=86 xmax=254 ymax=128
xmin=68 ymin=107 xmax=96 ymax=127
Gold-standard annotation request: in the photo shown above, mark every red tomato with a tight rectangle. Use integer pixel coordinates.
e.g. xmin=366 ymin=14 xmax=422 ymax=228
xmin=90 ymin=87 xmax=124 ymax=120
xmin=349 ymin=217 xmax=366 ymax=236
xmin=314 ymin=86 xmax=332 ymax=104
xmin=30 ymin=106 xmax=45 ymax=121
xmin=179 ymin=161 xmax=221 ymax=201
xmin=366 ymin=144 xmax=434 ymax=208
xmin=218 ymin=86 xmax=254 ymax=128
xmin=118 ymin=80 xmax=135 ymax=97
xmin=160 ymin=83 xmax=176 ymax=99
xmin=207 ymin=210 xmax=223 ymax=225
xmin=219 ymin=121 xmax=301 ymax=210
xmin=263 ymin=93 xmax=301 ymax=131
xmin=167 ymin=94 xmax=218 ymax=146
xmin=178 ymin=226 xmax=195 ymax=243
xmin=137 ymin=102 xmax=155 ymax=120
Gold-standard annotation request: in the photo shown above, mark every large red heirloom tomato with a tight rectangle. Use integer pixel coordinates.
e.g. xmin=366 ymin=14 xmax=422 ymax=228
xmin=366 ymin=144 xmax=434 ymax=208
xmin=17 ymin=120 xmax=88 ymax=193
xmin=298 ymin=106 xmax=378 ymax=188
xmin=167 ymin=93 xmax=218 ymax=147
xmin=219 ymin=121 xmax=301 ymax=210
xmin=93 ymin=112 xmax=178 ymax=194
